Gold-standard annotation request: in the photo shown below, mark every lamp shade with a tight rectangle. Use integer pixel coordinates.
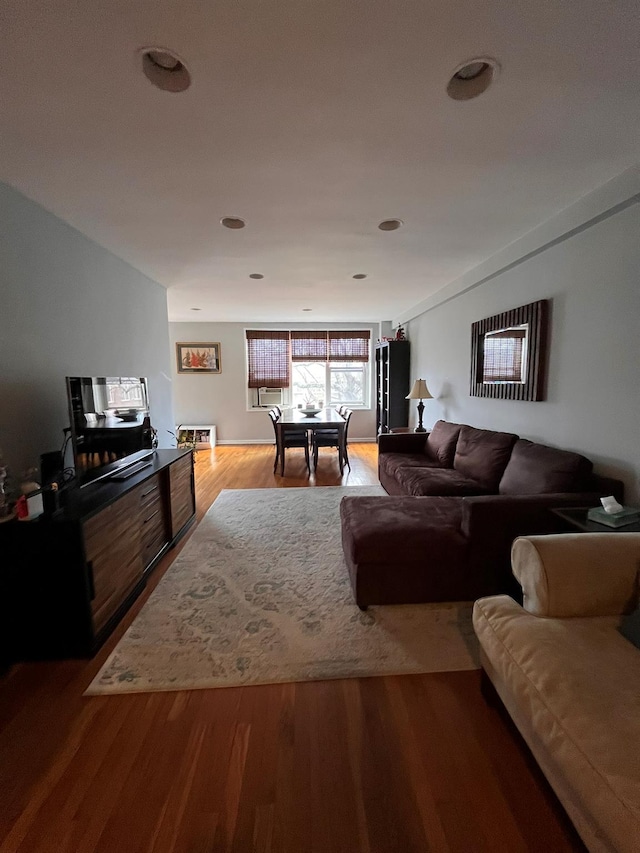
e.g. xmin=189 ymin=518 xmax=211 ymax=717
xmin=406 ymin=378 xmax=433 ymax=400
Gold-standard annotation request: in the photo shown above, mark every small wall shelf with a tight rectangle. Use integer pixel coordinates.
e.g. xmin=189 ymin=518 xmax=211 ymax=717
xmin=175 ymin=425 xmax=216 ymax=449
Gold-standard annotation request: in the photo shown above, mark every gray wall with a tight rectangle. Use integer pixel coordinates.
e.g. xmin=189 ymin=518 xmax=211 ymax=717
xmin=169 ymin=322 xmax=380 ymax=443
xmin=405 ymin=201 xmax=640 ymax=503
xmin=0 ymin=182 xmax=174 ymax=482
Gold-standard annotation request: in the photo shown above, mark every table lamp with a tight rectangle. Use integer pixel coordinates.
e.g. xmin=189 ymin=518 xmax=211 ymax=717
xmin=405 ymin=378 xmax=433 ymax=433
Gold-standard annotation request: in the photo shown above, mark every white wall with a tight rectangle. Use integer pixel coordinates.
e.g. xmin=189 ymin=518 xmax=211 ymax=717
xmin=404 ymin=200 xmax=640 ymax=503
xmin=0 ymin=182 xmax=174 ymax=481
xmin=169 ymin=322 xmax=380 ymax=442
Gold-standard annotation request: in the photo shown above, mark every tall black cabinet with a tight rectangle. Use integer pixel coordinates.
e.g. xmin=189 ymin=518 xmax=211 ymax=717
xmin=375 ymin=340 xmax=411 ymax=434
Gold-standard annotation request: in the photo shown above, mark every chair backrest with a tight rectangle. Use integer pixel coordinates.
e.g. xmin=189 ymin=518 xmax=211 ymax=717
xmin=342 ymin=408 xmax=353 ymax=438
xmin=267 ymin=408 xmax=280 ymax=438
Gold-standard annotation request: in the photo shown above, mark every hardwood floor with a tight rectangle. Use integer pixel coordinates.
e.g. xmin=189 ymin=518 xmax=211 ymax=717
xmin=0 ymin=443 xmax=585 ymax=853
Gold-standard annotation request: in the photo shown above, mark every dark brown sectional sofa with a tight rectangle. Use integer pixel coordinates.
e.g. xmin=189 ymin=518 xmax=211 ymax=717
xmin=340 ymin=421 xmax=624 ymax=608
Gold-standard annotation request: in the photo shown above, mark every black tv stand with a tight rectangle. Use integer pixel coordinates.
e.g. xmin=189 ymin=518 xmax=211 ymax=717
xmin=1 ymin=449 xmax=196 ymax=662
xmin=79 ymin=450 xmax=153 ymax=488
xmin=109 ymin=460 xmax=152 ymax=480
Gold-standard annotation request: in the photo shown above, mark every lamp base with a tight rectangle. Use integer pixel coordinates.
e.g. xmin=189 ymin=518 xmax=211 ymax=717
xmin=414 ymin=400 xmax=426 ymax=433
xmin=414 ymin=427 xmax=427 ymax=433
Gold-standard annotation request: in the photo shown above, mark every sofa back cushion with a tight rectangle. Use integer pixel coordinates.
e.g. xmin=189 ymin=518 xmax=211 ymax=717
xmin=425 ymin=420 xmax=462 ymax=467
xmin=453 ymin=425 xmax=519 ymax=491
xmin=499 ymin=438 xmax=593 ymax=495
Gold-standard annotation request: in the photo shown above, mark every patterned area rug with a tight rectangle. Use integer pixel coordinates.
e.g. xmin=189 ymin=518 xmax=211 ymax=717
xmin=85 ymin=486 xmax=480 ymax=696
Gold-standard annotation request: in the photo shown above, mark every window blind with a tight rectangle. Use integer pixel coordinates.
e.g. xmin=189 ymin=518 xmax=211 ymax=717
xmin=483 ymin=328 xmax=526 ymax=382
xmin=328 ymin=330 xmax=370 ymax=362
xmin=246 ymin=329 xmax=371 ymax=387
xmin=246 ymin=330 xmax=290 ymax=388
xmin=290 ymin=331 xmax=329 ymax=361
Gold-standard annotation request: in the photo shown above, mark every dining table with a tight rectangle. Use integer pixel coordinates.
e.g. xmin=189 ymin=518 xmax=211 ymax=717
xmin=276 ymin=407 xmax=347 ymax=471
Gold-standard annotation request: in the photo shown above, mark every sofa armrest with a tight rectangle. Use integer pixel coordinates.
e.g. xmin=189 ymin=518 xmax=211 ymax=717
xmin=459 ymin=492 xmax=607 ymax=599
xmin=378 ymin=432 xmax=428 ymax=454
xmin=511 ymin=533 xmax=640 ymax=618
xmin=589 ymin=473 xmax=625 ymax=503
xmin=460 ymin=492 xmax=604 ymax=540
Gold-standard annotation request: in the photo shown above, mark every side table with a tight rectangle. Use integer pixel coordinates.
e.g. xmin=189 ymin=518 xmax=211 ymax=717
xmin=551 ymin=506 xmax=640 ymax=534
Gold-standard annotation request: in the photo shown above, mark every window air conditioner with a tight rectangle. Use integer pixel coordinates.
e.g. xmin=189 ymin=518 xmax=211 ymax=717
xmin=258 ymin=387 xmax=284 ymax=407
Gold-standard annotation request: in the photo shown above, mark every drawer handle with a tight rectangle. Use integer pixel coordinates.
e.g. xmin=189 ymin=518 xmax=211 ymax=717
xmin=143 ymin=508 xmax=161 ymax=524
xmin=87 ymin=560 xmax=96 ymax=600
xmin=141 ymin=486 xmax=158 ymax=498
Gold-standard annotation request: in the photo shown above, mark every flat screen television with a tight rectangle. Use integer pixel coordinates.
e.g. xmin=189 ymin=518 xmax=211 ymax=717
xmin=66 ymin=376 xmax=153 ymax=486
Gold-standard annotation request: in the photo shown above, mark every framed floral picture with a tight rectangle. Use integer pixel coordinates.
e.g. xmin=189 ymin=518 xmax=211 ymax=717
xmin=176 ymin=342 xmax=221 ymax=374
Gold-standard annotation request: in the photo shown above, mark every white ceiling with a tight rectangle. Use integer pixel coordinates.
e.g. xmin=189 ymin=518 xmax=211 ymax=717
xmin=2 ymin=0 xmax=639 ymax=323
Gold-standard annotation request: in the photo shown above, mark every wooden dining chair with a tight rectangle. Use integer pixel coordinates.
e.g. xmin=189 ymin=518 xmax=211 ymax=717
xmin=311 ymin=408 xmax=352 ymax=473
xmin=268 ymin=409 xmax=310 ymax=476
xmin=340 ymin=408 xmax=353 ymax=470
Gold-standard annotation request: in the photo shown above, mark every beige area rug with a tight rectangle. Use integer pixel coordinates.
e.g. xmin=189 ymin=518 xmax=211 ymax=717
xmin=85 ymin=486 xmax=480 ymax=696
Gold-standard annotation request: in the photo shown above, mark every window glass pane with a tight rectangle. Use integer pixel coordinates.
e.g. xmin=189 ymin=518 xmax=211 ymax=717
xmin=330 ymin=362 xmax=365 ymax=405
xmin=292 ymin=362 xmax=326 ymax=408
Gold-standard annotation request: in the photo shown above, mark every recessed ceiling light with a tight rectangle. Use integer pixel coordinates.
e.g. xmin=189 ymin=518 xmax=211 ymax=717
xmin=378 ymin=219 xmax=404 ymax=231
xmin=249 ymin=273 xmax=264 ymax=279
xmin=140 ymin=47 xmax=191 ymax=93
xmin=221 ymin=216 xmax=246 ymax=229
xmin=302 ymin=308 xmax=312 ymax=312
xmin=352 ymin=273 xmax=367 ymax=279
xmin=190 ymin=307 xmax=202 ymax=311
xmin=447 ymin=57 xmax=500 ymax=101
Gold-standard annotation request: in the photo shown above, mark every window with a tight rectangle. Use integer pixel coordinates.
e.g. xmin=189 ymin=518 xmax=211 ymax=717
xmin=482 ymin=325 xmax=528 ymax=383
xmin=105 ymin=378 xmax=148 ymax=410
xmin=330 ymin=362 xmax=366 ymax=405
xmin=246 ymin=330 xmax=371 ymax=407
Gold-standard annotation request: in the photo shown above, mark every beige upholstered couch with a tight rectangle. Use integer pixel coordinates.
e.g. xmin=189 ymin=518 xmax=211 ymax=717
xmin=473 ymin=533 xmax=640 ymax=853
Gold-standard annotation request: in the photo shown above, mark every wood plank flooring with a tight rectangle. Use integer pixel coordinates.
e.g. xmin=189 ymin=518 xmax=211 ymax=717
xmin=0 ymin=443 xmax=586 ymax=852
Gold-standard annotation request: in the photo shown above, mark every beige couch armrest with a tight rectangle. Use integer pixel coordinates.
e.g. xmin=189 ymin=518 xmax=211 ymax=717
xmin=511 ymin=533 xmax=640 ymax=617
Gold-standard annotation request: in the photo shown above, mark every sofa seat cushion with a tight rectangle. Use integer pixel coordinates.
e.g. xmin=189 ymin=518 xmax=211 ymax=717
xmin=341 ymin=495 xmax=464 ymax=562
xmin=340 ymin=496 xmax=476 ymax=604
xmin=379 ymin=452 xmax=444 ymax=481
xmin=499 ymin=438 xmax=594 ymax=495
xmin=395 ymin=466 xmax=490 ymax=497
xmin=426 ymin=420 xmax=462 ymax=467
xmin=454 ymin=426 xmax=519 ymax=491
xmin=473 ymin=596 xmax=640 ymax=853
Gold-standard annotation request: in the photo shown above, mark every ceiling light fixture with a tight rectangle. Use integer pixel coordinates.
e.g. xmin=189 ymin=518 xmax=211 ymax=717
xmin=249 ymin=273 xmax=264 ymax=279
xmin=447 ymin=57 xmax=500 ymax=101
xmin=190 ymin=307 xmax=202 ymax=311
xmin=221 ymin=216 xmax=246 ymax=229
xmin=378 ymin=219 xmax=404 ymax=231
xmin=352 ymin=273 xmax=367 ymax=279
xmin=140 ymin=47 xmax=191 ymax=93
xmin=302 ymin=308 xmax=312 ymax=312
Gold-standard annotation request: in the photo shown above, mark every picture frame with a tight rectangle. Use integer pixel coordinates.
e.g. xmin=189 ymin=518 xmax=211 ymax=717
xmin=470 ymin=299 xmax=549 ymax=401
xmin=176 ymin=342 xmax=221 ymax=374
